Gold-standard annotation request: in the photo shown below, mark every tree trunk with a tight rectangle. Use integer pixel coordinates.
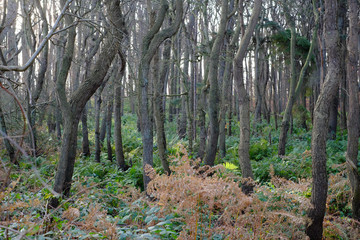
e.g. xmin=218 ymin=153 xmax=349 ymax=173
xmin=328 ymin=93 xmax=338 ymax=139
xmin=278 ymin=18 xmax=296 ymax=155
xmin=306 ymin=0 xmax=340 ymax=238
xmin=81 ymin=104 xmax=90 ymax=157
xmin=106 ymin=84 xmax=114 ymax=162
xmin=114 ymin=54 xmax=126 ymax=170
xmin=346 ymin=0 xmax=360 ymax=221
xmin=178 ymin=39 xmax=188 ymax=140
xmin=233 ymin=0 xmax=262 ymax=194
xmin=51 ymin=0 xmax=126 ymax=206
xmin=94 ymin=91 xmax=102 ymax=162
xmin=219 ymin=2 xmax=241 ymax=158
xmin=204 ymin=0 xmax=228 ymax=166
xmin=154 ymin=27 xmax=172 ymax=175
xmin=138 ymin=0 xmax=182 ymax=191
xmin=278 ymin=0 xmax=319 ymax=155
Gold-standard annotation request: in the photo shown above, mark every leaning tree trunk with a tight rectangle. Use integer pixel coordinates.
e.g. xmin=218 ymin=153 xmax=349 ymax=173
xmin=154 ymin=28 xmax=172 ymax=175
xmin=138 ymin=0 xmax=183 ymax=191
xmin=80 ymin=33 xmax=105 ymax=157
xmin=306 ymin=0 xmax=340 ymax=238
xmin=278 ymin=1 xmax=319 ymax=156
xmin=346 ymin=0 xmax=360 ymax=221
xmin=233 ymin=0 xmax=262 ymax=194
xmin=51 ymin=0 xmax=126 ymax=207
xmin=204 ymin=0 xmax=228 ymax=166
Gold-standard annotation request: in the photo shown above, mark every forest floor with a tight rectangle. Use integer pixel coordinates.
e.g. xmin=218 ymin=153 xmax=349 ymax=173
xmin=1 ymin=114 xmax=360 ymax=239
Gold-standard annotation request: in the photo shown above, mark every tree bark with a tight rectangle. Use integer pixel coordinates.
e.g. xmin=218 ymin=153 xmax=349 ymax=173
xmin=154 ymin=28 xmax=172 ymax=175
xmin=278 ymin=0 xmax=319 ymax=155
xmin=114 ymin=54 xmax=126 ymax=170
xmin=138 ymin=0 xmax=182 ymax=191
xmin=233 ymin=0 xmax=262 ymax=194
xmin=106 ymin=85 xmax=113 ymax=162
xmin=94 ymin=90 xmax=103 ymax=162
xmin=81 ymin=104 xmax=90 ymax=157
xmin=204 ymin=0 xmax=228 ymax=166
xmin=51 ymin=0 xmax=126 ymax=206
xmin=306 ymin=0 xmax=340 ymax=238
xmin=346 ymin=0 xmax=360 ymax=221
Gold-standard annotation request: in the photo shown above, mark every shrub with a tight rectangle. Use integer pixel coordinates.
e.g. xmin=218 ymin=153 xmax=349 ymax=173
xmin=249 ymin=138 xmax=271 ymax=161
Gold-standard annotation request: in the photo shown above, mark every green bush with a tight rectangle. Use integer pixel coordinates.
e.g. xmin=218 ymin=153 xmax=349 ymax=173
xmin=250 ymin=138 xmax=271 ymax=161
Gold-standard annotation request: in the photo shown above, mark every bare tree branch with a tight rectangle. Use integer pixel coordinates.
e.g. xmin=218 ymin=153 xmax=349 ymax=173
xmin=0 ymin=0 xmax=74 ymax=72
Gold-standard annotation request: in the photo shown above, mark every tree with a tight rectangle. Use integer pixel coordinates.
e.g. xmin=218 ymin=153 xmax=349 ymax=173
xmin=306 ymin=0 xmax=340 ymax=238
xmin=203 ymin=0 xmax=228 ymax=166
xmin=138 ymin=0 xmax=183 ymax=191
xmin=50 ymin=0 xmax=126 ymax=207
xmin=233 ymin=0 xmax=262 ymax=193
xmin=114 ymin=53 xmax=127 ymax=171
xmin=278 ymin=0 xmax=319 ymax=156
xmin=346 ymin=0 xmax=360 ymax=220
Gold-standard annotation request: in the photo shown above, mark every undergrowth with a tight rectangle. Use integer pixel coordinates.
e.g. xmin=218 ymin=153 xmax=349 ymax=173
xmin=1 ymin=114 xmax=360 ymax=239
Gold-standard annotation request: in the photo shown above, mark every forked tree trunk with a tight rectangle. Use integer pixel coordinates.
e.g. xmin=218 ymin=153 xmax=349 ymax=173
xmin=204 ymin=0 xmax=228 ymax=166
xmin=138 ymin=0 xmax=182 ymax=191
xmin=306 ymin=0 xmax=340 ymax=238
xmin=51 ymin=0 xmax=126 ymax=207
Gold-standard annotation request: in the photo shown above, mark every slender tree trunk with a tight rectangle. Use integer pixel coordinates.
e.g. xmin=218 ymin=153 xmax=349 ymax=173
xmin=219 ymin=2 xmax=241 ymax=158
xmin=204 ymin=0 xmax=228 ymax=166
xmin=328 ymin=93 xmax=338 ymax=139
xmin=346 ymin=0 xmax=360 ymax=221
xmin=154 ymin=28 xmax=172 ymax=174
xmin=94 ymin=91 xmax=102 ymax=162
xmin=114 ymin=55 xmax=126 ymax=170
xmin=197 ymin=0 xmax=210 ymax=160
xmin=81 ymin=104 xmax=90 ymax=157
xmin=233 ymin=0 xmax=262 ymax=194
xmin=306 ymin=0 xmax=340 ymax=238
xmin=106 ymin=84 xmax=114 ymax=162
xmin=254 ymin=27 xmax=262 ymax=124
xmin=278 ymin=1 xmax=319 ymax=155
xmin=278 ymin=18 xmax=296 ymax=155
xmin=99 ymin=110 xmax=107 ymax=143
xmin=178 ymin=38 xmax=188 ymax=140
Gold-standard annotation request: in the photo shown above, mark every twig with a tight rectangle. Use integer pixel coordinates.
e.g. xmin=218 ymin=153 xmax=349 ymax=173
xmin=0 ymin=0 xmax=75 ymax=72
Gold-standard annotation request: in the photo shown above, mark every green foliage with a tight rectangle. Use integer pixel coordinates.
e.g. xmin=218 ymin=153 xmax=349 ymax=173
xmin=270 ymin=29 xmax=312 ymax=62
xmin=2 ymin=113 xmax=360 ymax=239
xmin=249 ymin=138 xmax=271 ymax=161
